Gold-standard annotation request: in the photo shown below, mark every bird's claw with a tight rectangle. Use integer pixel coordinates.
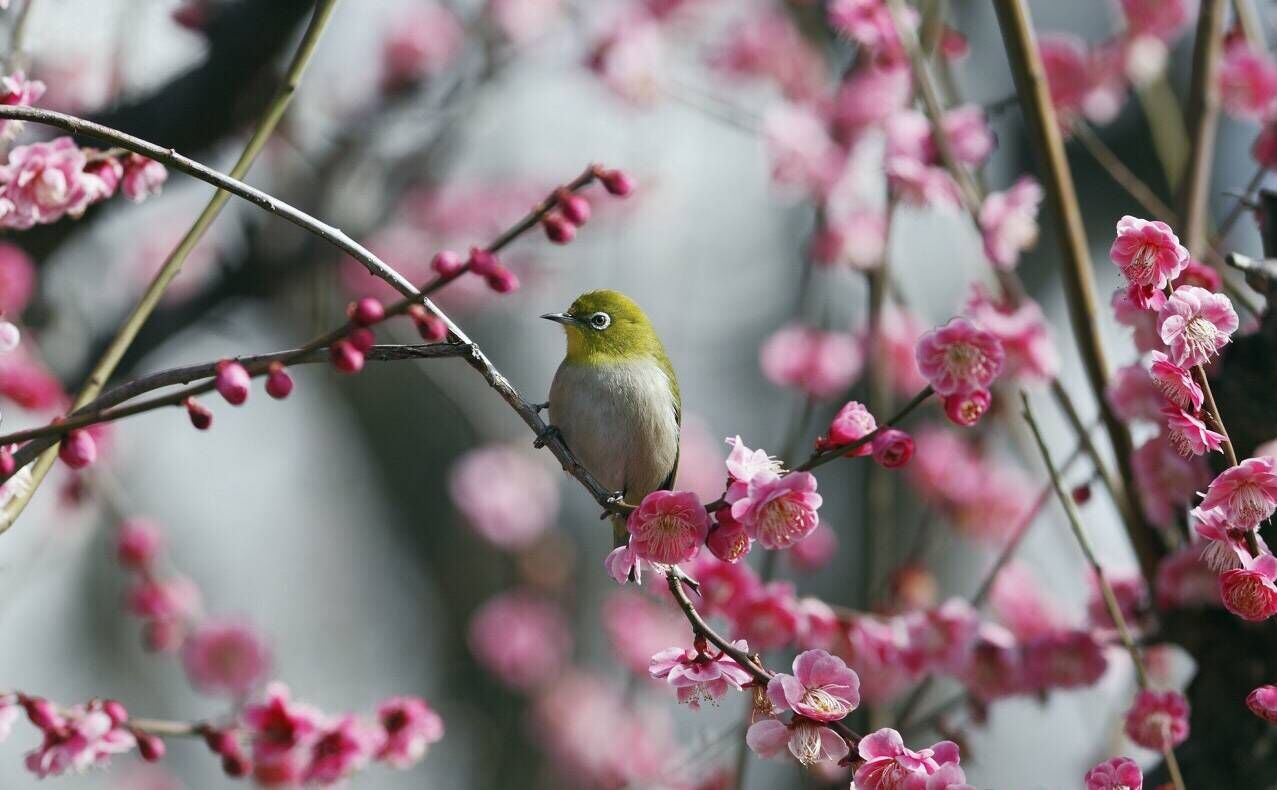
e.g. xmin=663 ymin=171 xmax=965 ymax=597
xmin=533 ymin=424 xmax=561 ymax=449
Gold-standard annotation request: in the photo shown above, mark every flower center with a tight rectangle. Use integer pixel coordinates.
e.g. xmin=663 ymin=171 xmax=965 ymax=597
xmin=756 ymin=498 xmax=814 ymax=548
xmin=1230 ymin=483 xmax=1272 ymax=528
xmin=941 ymin=342 xmax=986 ymax=381
xmin=643 ymin=514 xmax=691 ymax=560
xmin=1167 ymin=425 xmax=1196 ymax=458
xmin=790 ymin=720 xmax=824 ymax=765
xmin=1125 ymin=243 xmax=1158 ymax=283
xmin=800 ymin=688 xmax=849 ymax=718
xmin=1182 ymin=317 xmax=1220 ymax=361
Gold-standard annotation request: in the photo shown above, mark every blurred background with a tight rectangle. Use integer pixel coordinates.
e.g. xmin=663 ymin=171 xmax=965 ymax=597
xmin=0 ymin=0 xmax=1270 ymax=787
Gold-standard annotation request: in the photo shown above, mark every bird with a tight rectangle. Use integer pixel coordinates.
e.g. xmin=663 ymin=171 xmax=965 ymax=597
xmin=541 ymin=289 xmax=681 ymax=547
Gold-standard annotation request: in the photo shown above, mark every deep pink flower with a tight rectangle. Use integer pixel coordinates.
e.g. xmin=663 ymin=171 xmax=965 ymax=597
xmin=1172 ymin=257 xmax=1223 ymax=292
xmin=915 ymin=317 xmax=1004 ymax=396
xmin=1156 ymin=543 xmax=1221 ymax=609
xmin=0 ymin=349 xmax=71 ymax=408
xmin=706 ymin=509 xmax=752 ymax=563
xmin=965 ymin=288 xmax=1058 ymax=384
xmin=1125 ymin=689 xmax=1189 ymax=750
xmin=213 ymin=360 xmax=250 ymax=405
xmin=1109 ymin=215 xmax=1189 ymax=289
xmin=23 ymin=702 xmax=136 ymax=778
xmin=116 ymin=517 xmax=162 ymax=569
xmin=626 ymin=489 xmax=710 ymax=564
xmin=901 ymin=599 xmax=979 ymax=675
xmin=827 ymin=0 xmax=914 ymax=61
xmin=1086 ymin=756 xmax=1144 ymax=790
xmin=824 ymin=400 xmax=877 ymax=455
xmin=1201 ymin=456 xmax=1277 ymax=530
xmin=243 ymin=683 xmax=321 ymax=762
xmin=0 ymin=137 xmax=108 ymax=229
xmin=1107 ymin=363 xmax=1165 ymax=423
xmin=1191 ymin=506 xmax=1262 ymax=571
xmin=872 ymin=428 xmax=915 ymax=466
xmin=1158 ymin=285 xmax=1238 ymax=367
xmin=1161 ymin=404 xmax=1225 ymax=457
xmin=1022 ymin=629 xmax=1108 ymax=691
xmin=468 ymin=591 xmax=571 ymax=690
xmin=746 ymin=716 xmax=849 ymax=766
xmin=789 ymin=521 xmax=837 ymax=571
xmin=1221 ymin=552 xmax=1277 ymax=621
xmin=1247 ymin=684 xmax=1277 ymax=724
xmin=979 ymin=176 xmax=1042 ymax=269
xmin=686 ymin=552 xmax=761 ymax=618
xmin=728 ymin=470 xmax=822 ymax=550
xmin=601 ymin=590 xmax=686 ymax=673
xmin=120 ymin=154 xmax=167 ymax=202
xmin=760 ymin=325 xmax=863 ymax=398
xmin=1220 ymin=44 xmax=1277 ymax=118
xmin=1039 ymin=34 xmax=1128 ymax=129
xmin=942 ymin=389 xmax=991 ymax=428
xmin=380 ymin=3 xmax=464 ymax=91
xmin=181 ymin=620 xmax=271 ymax=697
xmin=448 ymin=444 xmax=559 ymax=550
xmin=765 ymin=649 xmax=861 ymax=721
xmin=854 ymin=727 xmax=961 ymax=790
xmin=1132 ymin=434 xmax=1209 ymax=526
xmin=1149 ymin=351 xmax=1203 ymax=411
xmin=649 ymin=640 xmax=753 ymax=709
xmin=303 ymin=715 xmax=379 ymax=784
xmin=960 ymin=624 xmax=1024 ymax=701
xmin=828 ymin=63 xmax=911 ymax=139
xmin=1121 ymin=0 xmax=1195 ymax=40
xmin=375 ymin=696 xmax=443 ymax=768
xmin=731 ymin=581 xmax=800 ymax=650
xmin=0 ymin=71 xmax=45 ymax=141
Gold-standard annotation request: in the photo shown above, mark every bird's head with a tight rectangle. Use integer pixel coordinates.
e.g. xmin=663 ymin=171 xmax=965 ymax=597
xmin=542 ymin=289 xmax=663 ymax=364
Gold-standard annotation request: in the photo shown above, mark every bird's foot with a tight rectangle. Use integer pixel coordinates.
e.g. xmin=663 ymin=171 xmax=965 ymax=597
xmin=532 ymin=400 xmax=550 ymax=414
xmin=533 ymin=424 xmax=561 ymax=449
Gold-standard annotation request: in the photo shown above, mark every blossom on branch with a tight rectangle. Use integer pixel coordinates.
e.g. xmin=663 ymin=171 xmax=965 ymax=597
xmin=1085 ymin=756 xmax=1143 ymax=790
xmin=626 ymin=489 xmax=710 ymax=564
xmin=1157 ymin=285 xmax=1238 ymax=368
xmin=648 ymin=640 xmax=753 ymax=709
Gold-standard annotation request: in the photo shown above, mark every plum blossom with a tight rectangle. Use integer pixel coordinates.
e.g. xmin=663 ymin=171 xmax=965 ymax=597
xmin=1021 ymin=630 xmax=1108 ymax=691
xmin=1247 ymin=685 xmax=1277 ymax=724
xmin=789 ymin=521 xmax=837 ymax=570
xmin=709 ymin=11 xmax=828 ymax=101
xmin=914 ymin=317 xmax=1004 ymax=396
xmin=1039 ymin=34 xmax=1128 ymax=129
xmin=854 ymin=727 xmax=962 ymax=790
xmin=1192 ymin=506 xmax=1262 ymax=571
xmin=0 ymin=137 xmax=109 ymax=230
xmin=822 ymin=401 xmax=877 ymax=455
xmin=1156 ymin=544 xmax=1221 ymax=609
xmin=827 ymin=0 xmax=915 ymax=61
xmin=1124 ymin=689 xmax=1190 ymax=750
xmin=1220 ymin=552 xmax=1277 ymax=621
xmin=766 ymin=649 xmax=861 ymax=721
xmin=872 ymin=427 xmax=915 ymax=465
xmin=601 ymin=590 xmax=686 ymax=673
xmin=448 ymin=444 xmax=559 ymax=550
xmin=180 ymin=620 xmax=271 ymax=698
xmin=1107 ymin=363 xmax=1165 ymax=423
xmin=763 ymin=104 xmax=842 ymax=195
xmin=1112 ymin=288 xmax=1162 ymax=353
xmin=1219 ymin=44 xmax=1277 ymax=118
xmin=979 ymin=176 xmax=1043 ymax=269
xmin=1161 ymin=404 xmax=1225 ymax=457
xmin=648 ymin=640 xmax=753 ymax=709
xmin=901 ymin=599 xmax=980 ymax=675
xmin=1157 ymin=285 xmax=1238 ymax=367
xmin=962 ymin=624 xmax=1025 ymax=702
xmin=1199 ymin=456 xmax=1277 ymax=531
xmin=731 ymin=581 xmax=801 ymax=650
xmin=1109 ymin=215 xmax=1189 ymax=289
xmin=587 ymin=15 xmax=664 ymax=105
xmin=243 ymin=684 xmax=321 ymax=765
xmin=304 ymin=716 xmax=379 ymax=784
xmin=1119 ymin=0 xmax=1195 ymax=42
xmin=0 ymin=71 xmax=45 ymax=141
xmin=626 ymin=489 xmax=710 ymax=564
xmin=468 ymin=592 xmax=571 ymax=690
xmin=380 ymin=3 xmax=464 ymax=91
xmin=746 ymin=716 xmax=849 ymax=766
xmin=828 ymin=63 xmax=911 ymax=139
xmin=1149 ymin=351 xmax=1203 ymax=411
xmin=485 ymin=0 xmax=563 ymax=45
xmin=964 ymin=287 xmax=1058 ymax=384
xmin=760 ymin=325 xmax=863 ymax=398
xmin=1085 ymin=756 xmax=1143 ymax=790
xmin=23 ymin=700 xmax=137 ymax=778
xmin=120 ymin=154 xmax=167 ymax=202
xmin=728 ymin=470 xmax=822 ymax=550
xmin=1132 ymin=434 xmax=1209 ymax=527
xmin=706 ymin=510 xmax=752 ymax=563
xmin=375 ymin=696 xmax=444 ymax=768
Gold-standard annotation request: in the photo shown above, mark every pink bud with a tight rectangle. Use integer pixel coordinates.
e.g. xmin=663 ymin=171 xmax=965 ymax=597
xmin=349 ymin=327 xmax=376 ymax=353
xmin=942 ymin=389 xmax=992 ymax=427
xmin=468 ymin=247 xmax=500 ymax=277
xmin=202 ymin=728 xmax=237 ymax=755
xmin=214 ymin=360 xmax=250 ymax=406
xmin=707 ymin=512 xmax=752 ymax=563
xmin=0 ymin=448 xmax=14 ymax=477
xmin=408 ymin=305 xmax=447 ymax=342
xmin=542 ymin=214 xmax=576 ymax=244
xmin=117 ymin=518 xmax=162 ymax=569
xmin=329 ymin=340 xmax=365 ymax=374
xmin=349 ymin=297 xmax=386 ymax=326
xmin=871 ymin=428 xmax=914 ymax=468
xmin=185 ymin=398 xmax=213 ymax=430
xmin=58 ymin=429 xmax=97 ymax=470
xmin=598 ymin=168 xmax=635 ymax=197
xmin=222 ymin=753 xmax=250 ymax=778
xmin=265 ymin=363 xmax=293 ymax=400
xmin=22 ymin=697 xmax=59 ymax=730
xmin=485 ymin=266 xmax=520 ymax=293
xmin=1072 ymin=484 xmax=1092 ymax=505
xmin=557 ymin=192 xmax=592 ymax=226
xmin=137 ymin=731 xmax=166 ymax=762
xmin=102 ymin=699 xmax=129 ymax=726
xmin=432 ymin=250 xmax=465 ymax=277
xmin=143 ymin=619 xmax=185 ymax=653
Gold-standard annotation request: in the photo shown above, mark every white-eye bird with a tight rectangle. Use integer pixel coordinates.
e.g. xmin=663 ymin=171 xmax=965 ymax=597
xmin=542 ymin=290 xmax=681 ymax=547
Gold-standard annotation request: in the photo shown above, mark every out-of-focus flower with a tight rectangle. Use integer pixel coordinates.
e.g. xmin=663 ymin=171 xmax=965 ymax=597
xmin=1156 ymin=544 xmax=1221 ymax=609
xmin=979 ymin=176 xmax=1042 ymax=269
xmin=915 ymin=317 xmax=1004 ymax=396
xmin=1161 ymin=404 xmax=1226 ymax=457
xmin=731 ymin=581 xmax=801 ymax=650
xmin=304 ymin=715 xmax=379 ymax=784
xmin=1112 ymin=288 xmax=1162 ymax=353
xmin=485 ymin=0 xmax=562 ymax=45
xmin=648 ymin=640 xmax=753 ymax=709
xmin=766 ymin=649 xmax=860 ymax=721
xmin=964 ymin=288 xmax=1058 ymax=385
xmin=1085 ymin=756 xmax=1143 ymax=790
xmin=1087 ymin=570 xmax=1148 ymax=631
xmin=448 ymin=444 xmax=559 ymax=550
xmin=1219 ymin=44 xmax=1277 ymax=118
xmin=1200 ymin=456 xmax=1277 ymax=530
xmin=961 ymin=623 xmax=1024 ymax=702
xmin=627 ymin=489 xmax=710 ymax=564
xmin=989 ymin=561 xmax=1068 ymax=641
xmin=1220 ymin=552 xmax=1277 ymax=621
xmin=746 ymin=716 xmax=849 ymax=766
xmin=0 ymin=71 xmax=45 ymax=141
xmin=587 ymin=15 xmax=664 ymax=105
xmin=854 ymin=728 xmax=961 ymax=790
xmin=942 ymin=105 xmax=995 ymax=167
xmin=181 ymin=620 xmax=270 ymax=698
xmin=380 ymin=3 xmax=464 ymax=92
xmin=901 ymin=599 xmax=979 ymax=675
xmin=375 ymin=696 xmax=444 ymax=769
xmin=23 ymin=700 xmax=136 ymax=778
xmin=763 ymin=104 xmax=842 ymax=196
xmin=1157 ymin=285 xmax=1238 ymax=367
xmin=469 ymin=591 xmax=571 ymax=690
xmin=872 ymin=304 xmax=929 ymax=396
xmin=0 ymin=242 xmax=33 ymax=316
xmin=1107 ymin=363 xmax=1165 ymax=423
xmin=1247 ymin=684 xmax=1277 ymax=724
xmin=1132 ymin=434 xmax=1209 ymax=527
xmin=1124 ymin=689 xmax=1190 ymax=750
xmin=1120 ymin=0 xmax=1196 ymax=42
xmin=602 ymin=590 xmax=686 ymax=674
xmin=243 ymin=683 xmax=320 ymax=764
xmin=760 ymin=325 xmax=863 ymax=399
xmin=828 ymin=0 xmax=916 ymax=62
xmin=120 ymin=155 xmax=167 ymax=202
xmin=1039 ymin=34 xmax=1129 ymax=129
xmin=789 ymin=522 xmax=837 ymax=571
xmin=1109 ymin=215 xmax=1189 ymax=290
xmin=829 ymin=63 xmax=912 ymax=140
xmin=1021 ymin=629 xmax=1108 ymax=691
xmin=709 ymin=11 xmax=827 ymax=101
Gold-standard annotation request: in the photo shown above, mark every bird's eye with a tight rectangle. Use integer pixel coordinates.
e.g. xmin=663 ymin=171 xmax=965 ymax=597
xmin=589 ymin=312 xmax=611 ymax=330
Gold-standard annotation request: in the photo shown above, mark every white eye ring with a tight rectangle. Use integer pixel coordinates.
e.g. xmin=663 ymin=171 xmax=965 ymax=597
xmin=589 ymin=312 xmax=611 ymax=330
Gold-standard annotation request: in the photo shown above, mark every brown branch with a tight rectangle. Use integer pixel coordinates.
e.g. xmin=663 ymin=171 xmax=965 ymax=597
xmin=1178 ymin=0 xmax=1228 ymax=255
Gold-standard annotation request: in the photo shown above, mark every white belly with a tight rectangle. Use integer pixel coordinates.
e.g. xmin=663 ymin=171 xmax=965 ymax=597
xmin=548 ymin=358 xmax=680 ymax=500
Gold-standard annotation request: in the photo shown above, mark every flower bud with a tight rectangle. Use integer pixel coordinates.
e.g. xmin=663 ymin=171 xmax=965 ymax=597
xmin=22 ymin=697 xmax=59 ymax=731
xmin=265 ymin=363 xmax=293 ymax=400
xmin=349 ymin=297 xmax=385 ymax=326
xmin=143 ymin=619 xmax=185 ymax=653
xmin=942 ymin=389 xmax=991 ymax=427
xmin=468 ymin=248 xmax=500 ymax=277
xmin=222 ymin=752 xmax=250 ymax=778
xmin=431 ymin=250 xmax=464 ymax=277
xmin=706 ymin=512 xmax=752 ymax=563
xmin=214 ymin=360 xmax=250 ymax=406
xmin=202 ymin=727 xmax=237 ymax=755
xmin=485 ymin=266 xmax=520 ymax=293
xmin=557 ymin=192 xmax=591 ymax=226
xmin=329 ymin=340 xmax=365 ymax=374
xmin=58 ymin=429 xmax=97 ymax=470
xmin=871 ymin=428 xmax=914 ymax=468
xmin=598 ymin=168 xmax=634 ymax=197
xmin=137 ymin=732 xmax=166 ymax=762
xmin=349 ymin=327 xmax=376 ymax=353
xmin=1072 ymin=484 xmax=1091 ymax=505
xmin=542 ymin=214 xmax=576 ymax=244
xmin=117 ymin=518 xmax=162 ymax=570
xmin=0 ymin=447 xmax=15 ymax=477
xmin=102 ymin=699 xmax=129 ymax=727
xmin=408 ymin=305 xmax=447 ymax=342
xmin=185 ymin=397 xmax=213 ymax=430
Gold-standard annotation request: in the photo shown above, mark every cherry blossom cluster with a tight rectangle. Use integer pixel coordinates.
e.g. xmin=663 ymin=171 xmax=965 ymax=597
xmin=0 ymin=693 xmax=157 ymax=778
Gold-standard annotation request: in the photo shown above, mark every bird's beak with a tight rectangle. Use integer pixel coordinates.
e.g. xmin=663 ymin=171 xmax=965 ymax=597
xmin=541 ymin=312 xmax=581 ymax=327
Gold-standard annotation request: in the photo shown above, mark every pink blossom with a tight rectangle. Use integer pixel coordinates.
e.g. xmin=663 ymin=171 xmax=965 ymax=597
xmin=706 ymin=510 xmax=752 ymax=563
xmin=1087 ymin=570 xmax=1149 ymax=630
xmin=1039 ymin=34 xmax=1128 ymax=129
xmin=214 ymin=360 xmax=250 ymax=405
xmin=797 ymin=597 xmax=840 ymax=649
xmin=827 ymin=0 xmax=915 ymax=61
xmin=944 ymin=388 xmax=992 ymax=427
xmin=710 ymin=12 xmax=828 ymax=102
xmin=648 ymin=640 xmax=753 ymax=709
xmin=243 ymin=683 xmax=321 ymax=763
xmin=872 ymin=428 xmax=915 ymax=466
xmin=724 ymin=435 xmax=780 ymax=488
xmin=1132 ymin=434 xmax=1209 ymax=527
xmin=604 ymin=542 xmax=644 ymax=585
xmin=901 ymin=599 xmax=979 ymax=675
xmin=23 ymin=701 xmax=136 ymax=778
xmin=915 ymin=317 xmax=1004 ymax=396
xmin=116 ymin=517 xmax=162 ymax=569
xmin=1172 ymin=257 xmax=1223 ymax=292
xmin=1221 ymin=552 xmax=1277 ymax=621
xmin=812 ymin=210 xmax=889 ymax=270
xmin=979 ymin=176 xmax=1043 ymax=269
xmin=1120 ymin=0 xmax=1195 ymax=41
xmin=763 ymin=103 xmax=842 ymax=196
xmin=1157 ymin=285 xmax=1238 ymax=367
xmin=601 ymin=590 xmax=686 ymax=674
xmin=0 ymin=137 xmax=107 ymax=229
xmin=990 ymin=561 xmax=1069 ymax=641
xmin=126 ymin=575 xmax=200 ymax=621
xmin=1149 ymin=350 xmax=1203 ymax=410
xmin=1219 ymin=44 xmax=1277 ymax=118
xmin=731 ymin=581 xmax=801 ymax=650
xmin=926 ymin=762 xmax=976 ymax=790
xmin=485 ymin=0 xmax=562 ymax=45
xmin=1125 ymin=689 xmax=1190 ymax=750
xmin=760 ymin=325 xmax=863 ymax=398
xmin=1085 ymin=756 xmax=1144 ymax=790
xmin=1247 ymin=684 xmax=1277 ymax=724
xmin=728 ymin=470 xmax=822 ymax=550
xmin=303 ymin=715 xmax=378 ymax=784
xmin=686 ymin=553 xmax=760 ymax=618
xmin=828 ymin=64 xmax=912 ymax=139
xmin=1161 ymin=404 xmax=1226 ymax=457
xmin=469 ymin=591 xmax=571 ymax=690
xmin=1021 ymin=630 xmax=1108 ymax=691
xmin=626 ymin=489 xmax=710 ymax=564
xmin=766 ymin=649 xmax=860 ymax=721
xmin=843 ymin=615 xmax=913 ymax=704
xmin=181 ymin=620 xmax=271 ymax=697
xmin=1107 ymin=363 xmax=1165 ymax=423
xmin=886 ymin=155 xmax=961 ymax=208
xmin=854 ymin=728 xmax=961 ymax=790
xmin=1112 ymin=288 xmax=1162 ymax=353
xmin=961 ymin=624 xmax=1025 ymax=701
xmin=873 ymin=305 xmax=929 ymax=395
xmin=119 ymin=154 xmax=167 ymax=202
xmin=1156 ymin=544 xmax=1221 ymax=609
xmin=380 ymin=4 xmax=464 ymax=91
xmin=587 ymin=16 xmax=664 ymax=105
xmin=375 ymin=696 xmax=444 ymax=768
xmin=448 ymin=444 xmax=559 ymax=550
xmin=823 ymin=400 xmax=877 ymax=455
xmin=1199 ymin=456 xmax=1277 ymax=530
xmin=0 ymin=241 xmax=33 ymax=316
xmin=942 ymin=105 xmax=994 ymax=167
xmin=0 ymin=71 xmax=45 ymax=141
xmin=965 ymin=287 xmax=1058 ymax=384
xmin=789 ymin=522 xmax=837 ymax=571
xmin=1109 ymin=215 xmax=1189 ymax=289
xmin=746 ymin=717 xmax=849 ymax=766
